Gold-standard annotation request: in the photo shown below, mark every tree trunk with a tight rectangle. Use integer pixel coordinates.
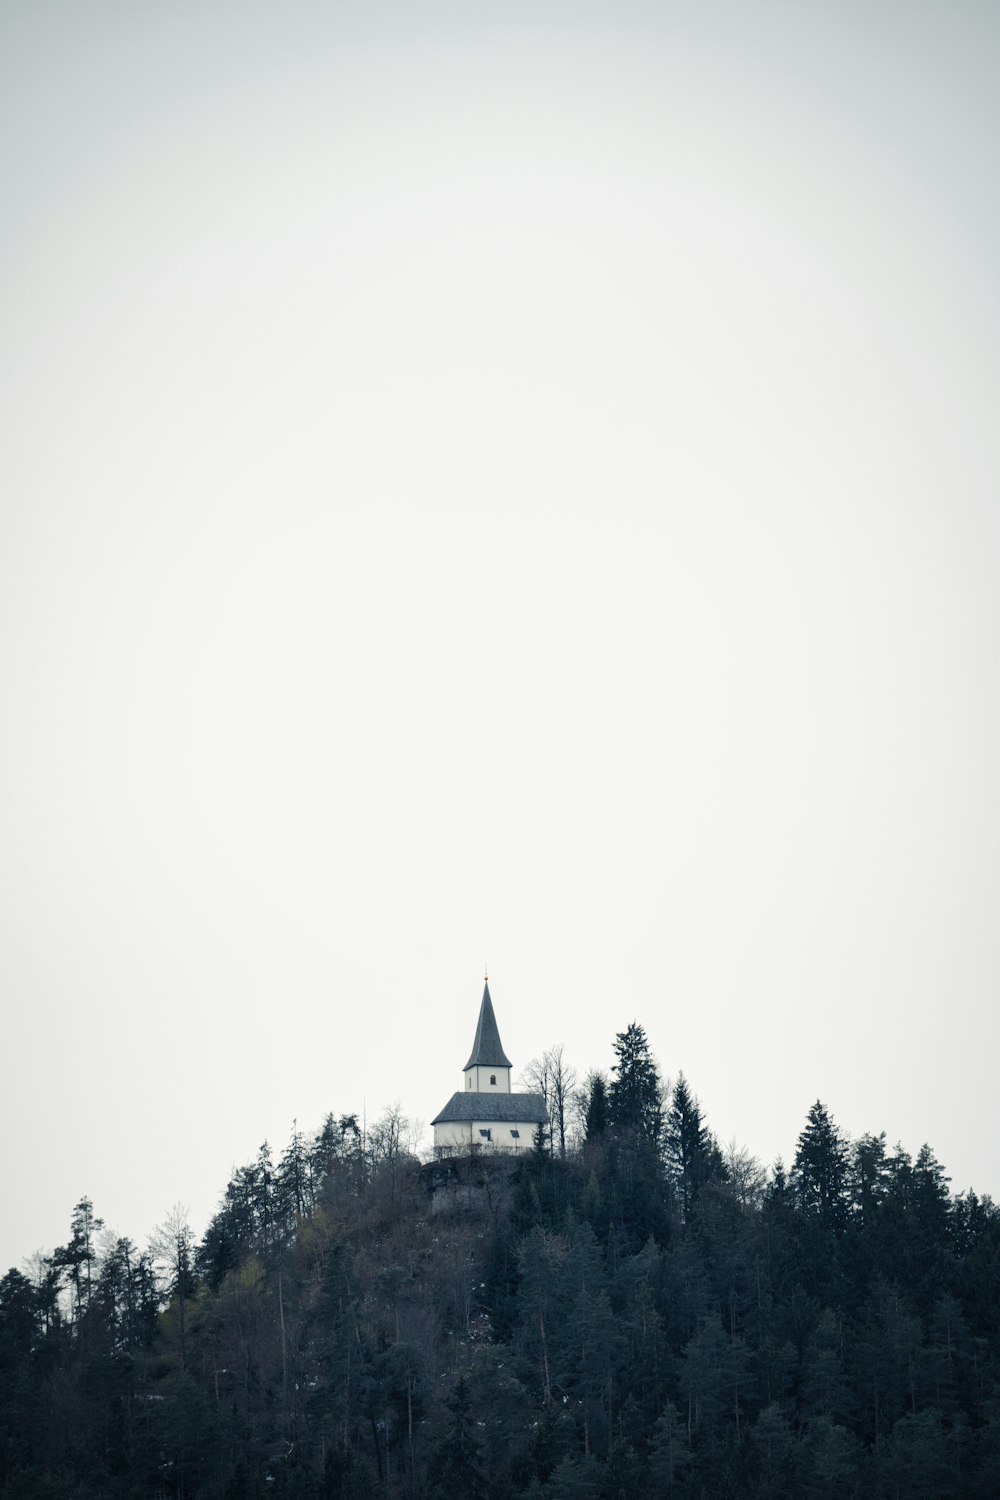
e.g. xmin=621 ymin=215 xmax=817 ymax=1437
xmin=278 ymin=1272 xmax=288 ymax=1414
xmin=540 ymin=1309 xmax=551 ymax=1403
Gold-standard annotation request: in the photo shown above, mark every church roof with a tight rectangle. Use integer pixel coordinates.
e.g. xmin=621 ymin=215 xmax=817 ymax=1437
xmin=464 ymin=981 xmax=512 ymax=1070
xmin=431 ymin=1091 xmax=549 ymax=1126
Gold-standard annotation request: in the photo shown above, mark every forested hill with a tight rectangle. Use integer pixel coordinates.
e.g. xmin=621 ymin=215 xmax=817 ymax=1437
xmin=3 ymin=1025 xmax=999 ymax=1499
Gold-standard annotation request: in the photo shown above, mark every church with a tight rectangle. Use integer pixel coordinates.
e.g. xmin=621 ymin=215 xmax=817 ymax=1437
xmin=431 ymin=979 xmax=548 ymax=1153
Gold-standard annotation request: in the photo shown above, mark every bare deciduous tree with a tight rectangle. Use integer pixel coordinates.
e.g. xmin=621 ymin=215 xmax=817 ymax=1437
xmin=366 ymin=1104 xmax=423 ymax=1201
xmin=521 ymin=1053 xmax=554 ymax=1151
xmin=150 ymin=1203 xmax=195 ymax=1368
xmin=548 ymin=1044 xmax=578 ymax=1159
xmin=522 ymin=1045 xmax=579 ymax=1157
xmin=724 ymin=1139 xmax=767 ymax=1211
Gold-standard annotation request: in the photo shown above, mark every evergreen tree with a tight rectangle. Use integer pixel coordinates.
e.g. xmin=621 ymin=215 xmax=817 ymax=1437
xmin=0 ymin=1268 xmax=37 ymax=1358
xmin=678 ymin=1314 xmax=729 ymax=1437
xmin=94 ymin=1235 xmax=158 ymax=1355
xmin=196 ymin=1201 xmax=242 ymax=1291
xmin=52 ymin=1196 xmax=104 ymax=1320
xmin=608 ymin=1022 xmax=662 ymax=1150
xmin=801 ymin=1309 xmax=850 ymax=1423
xmin=907 ymin=1143 xmax=953 ymax=1307
xmin=564 ymin=1285 xmax=620 ymax=1456
xmin=321 ymin=1443 xmax=377 ymax=1499
xmin=583 ymin=1071 xmax=608 ymax=1144
xmin=545 ymin=1449 xmax=603 ymax=1499
xmin=255 ymin=1140 xmax=277 ymax=1250
xmin=803 ymin=1415 xmax=860 ymax=1498
xmin=647 ymin=1401 xmax=691 ymax=1494
xmin=792 ymin=1102 xmax=849 ymax=1229
xmin=664 ymin=1072 xmax=725 ymax=1221
xmin=276 ymin=1119 xmax=311 ymax=1229
xmin=428 ymin=1375 xmax=487 ymax=1500
xmin=517 ymin=1226 xmax=567 ymax=1405
xmin=0 ymin=1268 xmax=43 ymax=1495
xmin=926 ymin=1292 xmax=969 ymax=1416
xmin=751 ymin=1403 xmax=796 ymax=1498
xmin=882 ymin=1408 xmax=957 ymax=1499
xmin=849 ymin=1132 xmax=889 ymax=1229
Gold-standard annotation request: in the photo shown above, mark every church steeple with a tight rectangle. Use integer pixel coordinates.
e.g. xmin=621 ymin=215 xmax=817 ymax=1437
xmin=463 ymin=980 xmax=512 ymax=1092
xmin=464 ymin=980 xmax=512 ymax=1069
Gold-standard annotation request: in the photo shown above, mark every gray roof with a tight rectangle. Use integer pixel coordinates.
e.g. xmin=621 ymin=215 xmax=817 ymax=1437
xmin=464 ymin=981 xmax=513 ymax=1070
xmin=431 ymin=1091 xmax=549 ymax=1126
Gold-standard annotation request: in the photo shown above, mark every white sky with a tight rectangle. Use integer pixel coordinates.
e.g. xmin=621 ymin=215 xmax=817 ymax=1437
xmin=1 ymin=0 xmax=998 ymax=1273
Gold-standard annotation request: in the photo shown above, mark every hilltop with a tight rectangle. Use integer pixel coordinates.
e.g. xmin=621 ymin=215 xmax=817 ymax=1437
xmin=2 ymin=1023 xmax=1000 ymax=1498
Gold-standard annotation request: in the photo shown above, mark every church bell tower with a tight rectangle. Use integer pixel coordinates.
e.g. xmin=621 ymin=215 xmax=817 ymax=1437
xmin=462 ymin=978 xmax=512 ymax=1094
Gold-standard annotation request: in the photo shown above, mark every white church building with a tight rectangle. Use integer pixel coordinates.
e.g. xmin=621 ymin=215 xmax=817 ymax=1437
xmin=431 ymin=979 xmax=548 ymax=1153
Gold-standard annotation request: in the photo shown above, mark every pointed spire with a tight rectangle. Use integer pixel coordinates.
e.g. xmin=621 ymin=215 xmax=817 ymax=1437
xmin=464 ymin=979 xmax=512 ymax=1070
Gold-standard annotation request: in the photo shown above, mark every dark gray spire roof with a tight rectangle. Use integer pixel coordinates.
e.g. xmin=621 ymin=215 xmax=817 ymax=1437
xmin=464 ymin=981 xmax=513 ymax=1070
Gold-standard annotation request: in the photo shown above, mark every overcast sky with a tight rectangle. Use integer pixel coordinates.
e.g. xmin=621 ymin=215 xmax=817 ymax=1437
xmin=1 ymin=0 xmax=998 ymax=1274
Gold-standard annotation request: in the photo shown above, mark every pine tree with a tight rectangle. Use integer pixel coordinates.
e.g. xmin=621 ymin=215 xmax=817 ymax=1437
xmin=94 ymin=1236 xmax=158 ymax=1355
xmin=882 ymin=1409 xmax=957 ymax=1500
xmin=792 ymin=1102 xmax=848 ymax=1229
xmin=52 ymin=1196 xmax=104 ymax=1321
xmin=908 ymin=1143 xmax=953 ymax=1306
xmin=751 ymin=1403 xmax=796 ymax=1497
xmin=308 ymin=1111 xmax=365 ymax=1205
xmin=608 ymin=1022 xmax=662 ymax=1150
xmin=804 ymin=1415 xmax=860 ymax=1498
xmin=276 ymin=1120 xmax=311 ymax=1230
xmin=923 ymin=1293 xmax=967 ymax=1417
xmin=545 ymin=1450 xmax=603 ymax=1499
xmin=428 ymin=1375 xmax=487 ymax=1500
xmin=678 ymin=1314 xmax=729 ymax=1437
xmin=516 ymin=1227 xmax=567 ymax=1405
xmin=0 ymin=1268 xmax=37 ymax=1358
xmin=564 ymin=1285 xmax=620 ymax=1456
xmin=255 ymin=1140 xmax=277 ymax=1251
xmin=583 ymin=1072 xmax=608 ymax=1143
xmin=849 ymin=1132 xmax=889 ymax=1228
xmin=801 ymin=1309 xmax=850 ymax=1422
xmin=647 ymin=1401 xmax=691 ymax=1494
xmin=664 ymin=1072 xmax=725 ymax=1221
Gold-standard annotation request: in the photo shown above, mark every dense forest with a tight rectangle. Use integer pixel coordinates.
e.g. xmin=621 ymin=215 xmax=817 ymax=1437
xmin=3 ymin=1023 xmax=999 ymax=1499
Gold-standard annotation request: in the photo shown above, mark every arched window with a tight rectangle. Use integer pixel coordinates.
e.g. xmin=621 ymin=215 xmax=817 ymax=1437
xmin=490 ymin=1074 xmax=496 ymax=1086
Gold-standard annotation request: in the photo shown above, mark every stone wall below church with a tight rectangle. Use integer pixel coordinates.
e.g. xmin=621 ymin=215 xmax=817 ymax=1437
xmin=419 ymin=1152 xmax=520 ymax=1219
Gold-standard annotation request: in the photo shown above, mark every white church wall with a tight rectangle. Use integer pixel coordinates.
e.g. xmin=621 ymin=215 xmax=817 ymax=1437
xmin=472 ymin=1119 xmax=527 ymax=1150
xmin=433 ymin=1118 xmax=529 ymax=1153
xmin=434 ymin=1120 xmax=473 ymax=1150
